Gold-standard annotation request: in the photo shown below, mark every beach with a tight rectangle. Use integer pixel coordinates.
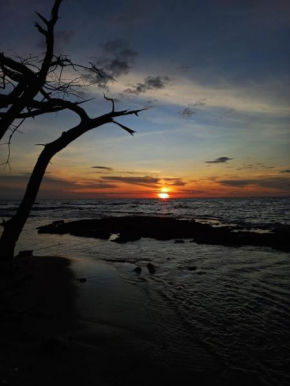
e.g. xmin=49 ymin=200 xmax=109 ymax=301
xmin=0 ymin=255 xmax=224 ymax=386
xmin=0 ymin=255 xmax=77 ymax=385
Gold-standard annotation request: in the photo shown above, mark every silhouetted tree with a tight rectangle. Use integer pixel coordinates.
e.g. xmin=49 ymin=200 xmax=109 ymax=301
xmin=0 ymin=0 xmax=144 ymax=259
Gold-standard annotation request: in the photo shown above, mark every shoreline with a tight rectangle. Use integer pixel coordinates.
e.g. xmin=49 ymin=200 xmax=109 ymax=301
xmin=1 ymin=251 xmax=287 ymax=385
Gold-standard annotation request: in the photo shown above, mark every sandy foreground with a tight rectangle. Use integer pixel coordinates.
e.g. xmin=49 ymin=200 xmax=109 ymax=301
xmin=0 ymin=255 xmax=231 ymax=386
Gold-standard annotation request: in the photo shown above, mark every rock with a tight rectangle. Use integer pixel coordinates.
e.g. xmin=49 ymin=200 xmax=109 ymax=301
xmin=147 ymin=263 xmax=156 ymax=274
xmin=187 ymin=266 xmax=197 ymax=271
xmin=174 ymin=239 xmax=185 ymax=244
xmin=77 ymin=277 xmax=87 ymax=283
xmin=37 ymin=216 xmax=290 ymax=252
xmin=112 ymin=231 xmax=141 ymax=243
xmin=112 ymin=236 xmax=127 ymax=244
xmin=18 ymin=250 xmax=33 ymax=257
xmin=133 ymin=266 xmax=142 ymax=274
xmin=52 ymin=220 xmax=64 ymax=226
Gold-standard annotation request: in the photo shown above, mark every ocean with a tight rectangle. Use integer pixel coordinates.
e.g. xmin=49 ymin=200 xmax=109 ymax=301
xmin=1 ymin=197 xmax=290 ymax=385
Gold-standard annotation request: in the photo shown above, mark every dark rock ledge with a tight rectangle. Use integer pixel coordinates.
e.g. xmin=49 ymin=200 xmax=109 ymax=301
xmin=37 ymin=216 xmax=290 ymax=252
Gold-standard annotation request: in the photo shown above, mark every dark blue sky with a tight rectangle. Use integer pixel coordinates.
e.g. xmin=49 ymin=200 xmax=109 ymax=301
xmin=0 ymin=0 xmax=289 ymax=198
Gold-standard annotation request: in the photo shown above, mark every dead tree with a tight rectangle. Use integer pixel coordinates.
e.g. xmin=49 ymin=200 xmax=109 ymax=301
xmin=0 ymin=1 xmax=144 ymax=259
xmin=0 ymin=0 xmax=64 ymax=142
xmin=0 ymin=0 xmax=108 ymax=144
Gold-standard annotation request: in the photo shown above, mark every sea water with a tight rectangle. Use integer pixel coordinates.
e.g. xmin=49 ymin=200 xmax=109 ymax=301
xmin=1 ymin=197 xmax=290 ymax=385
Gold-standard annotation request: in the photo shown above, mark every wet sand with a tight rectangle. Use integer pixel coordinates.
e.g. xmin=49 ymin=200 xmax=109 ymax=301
xmin=0 ymin=255 xmax=243 ymax=385
xmin=0 ymin=255 xmax=77 ymax=385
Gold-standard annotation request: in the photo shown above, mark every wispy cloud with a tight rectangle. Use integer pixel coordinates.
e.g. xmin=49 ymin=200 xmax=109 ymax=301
xmin=236 ymin=163 xmax=274 ymax=170
xmin=188 ymin=98 xmax=207 ymax=107
xmin=123 ymin=76 xmax=170 ymax=95
xmin=101 ymin=175 xmax=186 ymax=188
xmin=280 ymin=169 xmax=290 ymax=173
xmin=91 ymin=166 xmax=114 ymax=171
xmin=83 ymin=39 xmax=138 ymax=91
xmin=163 ymin=178 xmax=186 ymax=186
xmin=205 ymin=157 xmax=233 ymax=164
xmin=218 ymin=177 xmax=290 ymax=190
xmin=181 ymin=107 xmax=196 ymax=118
xmin=102 ymin=175 xmax=159 ymax=187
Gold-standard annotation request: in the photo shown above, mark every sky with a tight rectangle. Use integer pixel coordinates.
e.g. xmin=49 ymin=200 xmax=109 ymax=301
xmin=0 ymin=0 xmax=290 ymax=199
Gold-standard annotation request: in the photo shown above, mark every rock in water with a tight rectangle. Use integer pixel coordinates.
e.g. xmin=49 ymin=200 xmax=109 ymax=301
xmin=133 ymin=266 xmax=142 ymax=274
xmin=18 ymin=250 xmax=33 ymax=257
xmin=147 ymin=263 xmax=156 ymax=274
xmin=77 ymin=277 xmax=87 ymax=283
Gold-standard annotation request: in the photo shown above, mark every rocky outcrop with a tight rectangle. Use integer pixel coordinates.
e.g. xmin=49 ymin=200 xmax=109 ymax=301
xmin=37 ymin=216 xmax=290 ymax=252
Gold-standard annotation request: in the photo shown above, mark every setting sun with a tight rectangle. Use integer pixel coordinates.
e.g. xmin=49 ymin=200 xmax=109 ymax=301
xmin=158 ymin=192 xmax=170 ymax=199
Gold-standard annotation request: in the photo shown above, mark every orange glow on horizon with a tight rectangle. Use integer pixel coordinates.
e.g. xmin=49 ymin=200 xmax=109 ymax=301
xmin=28 ymin=168 xmax=290 ymax=199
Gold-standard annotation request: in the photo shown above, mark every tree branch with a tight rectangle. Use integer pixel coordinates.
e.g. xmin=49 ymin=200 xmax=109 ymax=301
xmin=112 ymin=120 xmax=136 ymax=136
xmin=35 ymin=12 xmax=49 ymax=26
xmin=30 ymin=98 xmax=89 ymax=121
xmin=103 ymin=93 xmax=115 ymax=112
xmin=39 ymin=0 xmax=63 ymax=79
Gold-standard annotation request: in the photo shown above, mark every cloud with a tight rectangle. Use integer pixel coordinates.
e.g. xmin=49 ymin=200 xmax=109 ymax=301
xmin=181 ymin=107 xmax=196 ymax=118
xmin=72 ymin=182 xmax=117 ymax=190
xmin=105 ymin=59 xmax=131 ymax=78
xmin=102 ymin=175 xmax=159 ymax=188
xmin=188 ymin=98 xmax=207 ymax=107
xmin=91 ymin=166 xmax=114 ymax=171
xmin=124 ymin=76 xmax=171 ymax=95
xmin=205 ymin=157 xmax=233 ymax=164
xmin=0 ymin=174 xmax=72 ymax=198
xmin=83 ymin=39 xmax=138 ymax=91
xmin=163 ymin=178 xmax=186 ymax=186
xmin=101 ymin=175 xmax=187 ymax=189
xmin=0 ymin=173 xmax=119 ymax=199
xmin=144 ymin=76 xmax=170 ymax=89
xmin=218 ymin=177 xmax=290 ymax=190
xmin=237 ymin=163 xmax=274 ymax=170
xmin=280 ymin=169 xmax=290 ymax=173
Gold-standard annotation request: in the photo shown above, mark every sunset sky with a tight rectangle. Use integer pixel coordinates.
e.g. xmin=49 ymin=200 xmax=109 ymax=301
xmin=0 ymin=0 xmax=290 ymax=199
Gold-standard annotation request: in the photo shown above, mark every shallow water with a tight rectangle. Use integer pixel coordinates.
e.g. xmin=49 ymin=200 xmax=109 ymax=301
xmin=1 ymin=197 xmax=289 ymax=226
xmin=1 ymin=198 xmax=290 ymax=385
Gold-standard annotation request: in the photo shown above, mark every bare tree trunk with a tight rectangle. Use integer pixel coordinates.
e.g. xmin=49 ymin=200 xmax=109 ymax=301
xmin=0 ymin=118 xmax=100 ymax=259
xmin=0 ymin=124 xmax=81 ymax=259
xmin=0 ymin=147 xmax=53 ymax=259
xmin=0 ymin=0 xmax=142 ymax=260
xmin=0 ymin=104 xmax=141 ymax=260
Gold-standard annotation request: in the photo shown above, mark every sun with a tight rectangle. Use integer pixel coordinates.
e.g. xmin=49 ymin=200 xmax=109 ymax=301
xmin=158 ymin=192 xmax=170 ymax=199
